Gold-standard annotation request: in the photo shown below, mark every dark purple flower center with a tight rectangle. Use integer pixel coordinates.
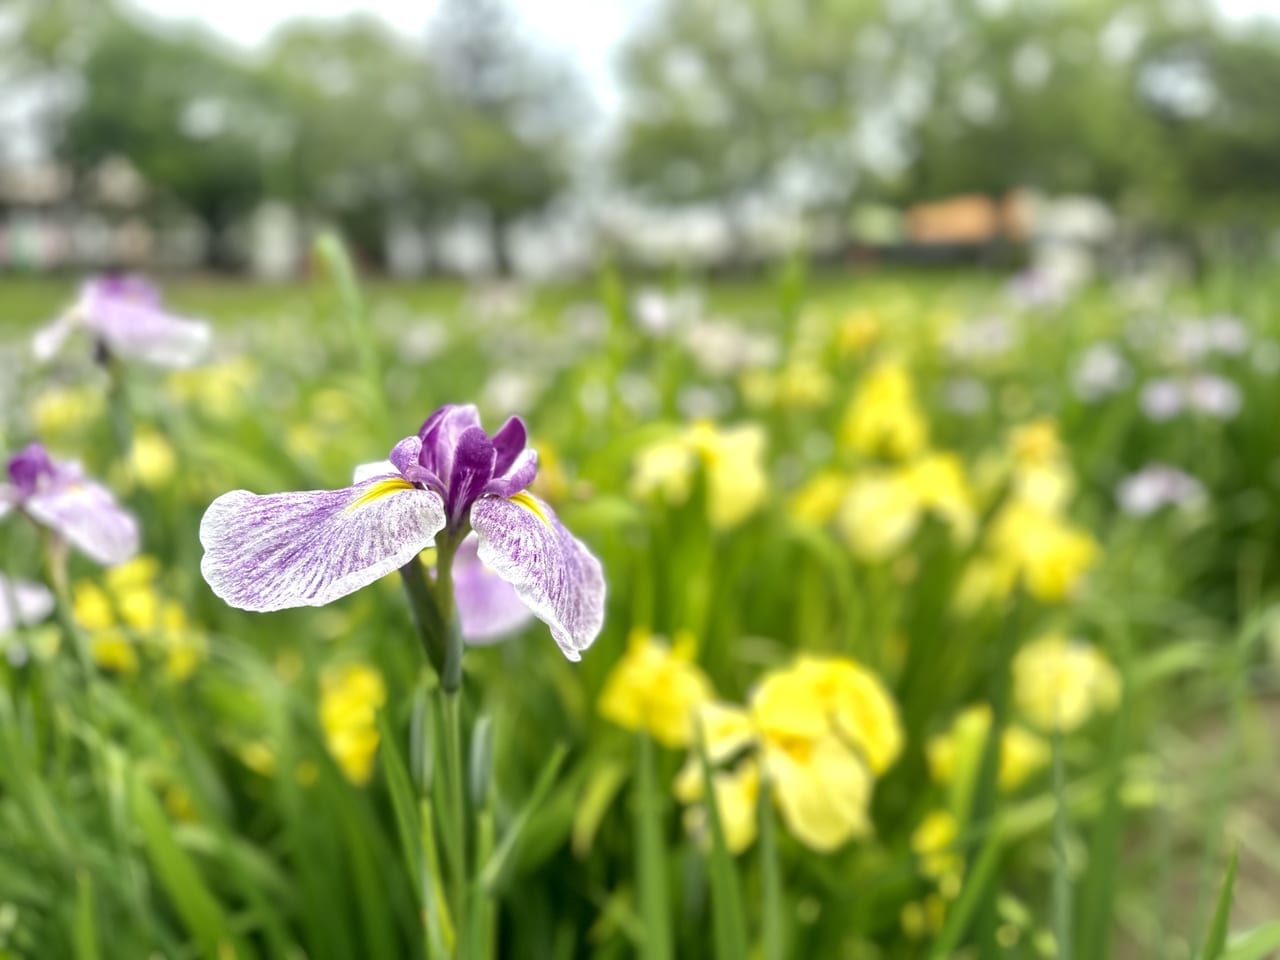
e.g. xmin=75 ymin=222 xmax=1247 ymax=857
xmin=401 ymin=405 xmax=538 ymax=534
xmin=7 ymin=443 xmax=54 ymax=497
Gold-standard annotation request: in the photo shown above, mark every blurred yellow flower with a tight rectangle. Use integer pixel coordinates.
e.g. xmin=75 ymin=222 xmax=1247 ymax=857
xmin=128 ymin=429 xmax=178 ymax=489
xmin=92 ymin=631 xmax=139 ymax=674
xmin=530 ymin=442 xmax=571 ymax=503
xmin=680 ymin=759 xmax=761 ymax=855
xmin=673 ymin=654 xmax=900 ymax=854
xmin=787 ymin=470 xmax=849 ymax=525
xmin=838 ymin=471 xmax=921 ymax=560
xmin=838 ymin=310 xmax=882 ymax=357
xmin=75 ymin=566 xmax=209 ymax=680
xmin=840 ymin=361 xmax=928 ymax=460
xmin=106 ymin=556 xmax=161 ymax=592
xmin=763 ymin=732 xmax=873 ymax=851
xmin=599 ymin=629 xmax=714 ymax=748
xmin=774 ymin=363 xmax=837 ymax=409
xmin=911 ymin=809 xmax=962 ymax=883
xmin=1009 ymin=419 xmax=1064 ymax=465
xmin=836 ymin=454 xmax=976 ymax=561
xmin=926 ymin=704 xmax=1049 ymax=792
xmin=957 ymin=504 xmax=1098 ymax=609
xmin=320 ymin=663 xmax=387 ymax=786
xmin=1014 ymin=634 xmax=1121 ymax=733
xmin=631 ymin=437 xmax=696 ymax=505
xmin=992 ymin=505 xmax=1099 ymax=603
xmin=752 ymin=655 xmax=903 ymax=776
xmin=166 ymin=359 xmax=258 ymax=420
xmin=630 ymin=422 xmax=769 ymax=531
xmin=239 ymin=740 xmax=278 ymax=776
xmin=904 ymin=453 xmax=977 ymax=545
xmin=32 ymin=386 xmax=104 ymax=438
xmin=901 ymin=894 xmax=947 ymax=939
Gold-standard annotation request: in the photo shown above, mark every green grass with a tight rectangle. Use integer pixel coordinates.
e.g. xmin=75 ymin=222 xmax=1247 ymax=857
xmin=1 ymin=256 xmax=1279 ymax=958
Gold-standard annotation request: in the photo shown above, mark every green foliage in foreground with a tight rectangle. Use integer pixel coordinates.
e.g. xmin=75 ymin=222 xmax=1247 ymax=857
xmin=2 ymin=259 xmax=1280 ymax=959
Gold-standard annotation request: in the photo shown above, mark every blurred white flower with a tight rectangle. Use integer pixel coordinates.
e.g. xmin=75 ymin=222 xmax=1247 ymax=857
xmin=677 ymin=385 xmax=731 ymax=420
xmin=482 ymin=369 xmax=542 ymax=415
xmin=1073 ymin=342 xmax=1131 ymax=402
xmin=683 ymin=320 xmax=779 ymax=377
xmin=632 ymin=288 xmax=701 ymax=337
xmin=944 ymin=315 xmax=1014 ymax=362
xmin=399 ymin=320 xmax=450 ymax=362
xmin=941 ymin=377 xmax=990 ymax=415
xmin=1205 ymin=314 xmax=1249 ymax=355
xmin=1185 ymin=374 xmax=1242 ymax=419
xmin=617 ymin=372 xmax=660 ymax=418
xmin=565 ymin=303 xmax=608 ymax=343
xmin=1140 ymin=379 xmax=1183 ymax=421
xmin=1116 ymin=464 xmax=1206 ymax=517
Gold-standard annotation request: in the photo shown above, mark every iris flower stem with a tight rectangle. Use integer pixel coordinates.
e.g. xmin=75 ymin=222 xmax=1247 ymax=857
xmin=399 ymin=537 xmax=469 ymax=960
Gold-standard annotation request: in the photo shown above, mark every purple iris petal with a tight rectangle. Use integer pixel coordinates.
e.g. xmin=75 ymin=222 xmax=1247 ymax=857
xmin=0 ymin=575 xmax=55 ymax=633
xmin=26 ymin=477 xmax=140 ymax=566
xmin=448 ymin=427 xmax=497 ymax=524
xmin=33 ymin=274 xmax=210 ymax=368
xmin=452 ymin=534 xmax=534 ymax=643
xmin=418 ymin=404 xmax=483 ymax=481
xmin=490 ymin=416 xmax=528 ymax=476
xmin=8 ymin=443 xmax=53 ymax=496
xmin=483 ymin=449 xmax=538 ymax=498
xmin=470 ymin=493 xmax=605 ymax=660
xmin=201 ymin=478 xmax=446 ymax=611
xmin=4 ymin=444 xmax=139 ymax=566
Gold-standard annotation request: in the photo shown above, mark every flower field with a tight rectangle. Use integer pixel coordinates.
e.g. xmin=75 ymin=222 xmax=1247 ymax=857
xmin=2 ymin=255 xmax=1279 ymax=959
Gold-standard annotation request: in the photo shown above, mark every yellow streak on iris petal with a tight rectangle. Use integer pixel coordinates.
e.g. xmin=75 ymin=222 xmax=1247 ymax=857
xmin=508 ymin=490 xmax=551 ymax=527
xmin=345 ymin=476 xmax=415 ymax=513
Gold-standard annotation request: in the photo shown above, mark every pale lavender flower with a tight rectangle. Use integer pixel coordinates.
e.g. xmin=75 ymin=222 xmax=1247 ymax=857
xmin=34 ymin=274 xmax=210 ymax=368
xmin=1185 ymin=374 xmax=1242 ymax=419
xmin=0 ymin=574 xmax=55 ymax=634
xmin=1073 ymin=342 xmax=1131 ymax=402
xmin=1140 ymin=378 xmax=1184 ymax=422
xmin=451 ymin=535 xmax=534 ymax=643
xmin=1117 ymin=464 xmax=1206 ymax=517
xmin=1 ymin=443 xmax=139 ymax=565
xmin=200 ymin=404 xmax=605 ymax=660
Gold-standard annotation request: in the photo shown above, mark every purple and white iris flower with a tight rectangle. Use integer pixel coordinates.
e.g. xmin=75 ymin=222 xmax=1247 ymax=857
xmin=0 ymin=575 xmax=55 ymax=634
xmin=34 ymin=274 xmax=210 ymax=369
xmin=1 ymin=444 xmax=140 ymax=566
xmin=1116 ymin=464 xmax=1206 ymax=518
xmin=200 ymin=404 xmax=605 ymax=660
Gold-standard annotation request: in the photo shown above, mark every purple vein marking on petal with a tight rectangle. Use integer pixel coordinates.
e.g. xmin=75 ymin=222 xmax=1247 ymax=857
xmin=199 ymin=480 xmax=446 ymax=611
xmin=448 ymin=427 xmax=496 ymax=523
xmin=470 ymin=494 xmax=605 ymax=660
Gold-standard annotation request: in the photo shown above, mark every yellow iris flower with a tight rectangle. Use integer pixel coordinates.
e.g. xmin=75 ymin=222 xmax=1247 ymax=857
xmin=674 ymin=654 xmax=902 ymax=854
xmin=840 ymin=361 xmax=929 ymax=460
xmin=630 ymin=421 xmax=769 ymax=531
xmin=598 ymin=629 xmax=715 ymax=748
xmin=1013 ymin=634 xmax=1121 ymax=733
xmin=320 ymin=663 xmax=387 ymax=786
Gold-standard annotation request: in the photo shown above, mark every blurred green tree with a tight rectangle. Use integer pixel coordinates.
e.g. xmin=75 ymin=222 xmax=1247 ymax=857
xmin=262 ymin=16 xmax=447 ymax=267
xmin=56 ymin=18 xmax=278 ymax=267
xmin=425 ymin=0 xmax=584 ymax=274
xmin=615 ymin=0 xmax=891 ymax=244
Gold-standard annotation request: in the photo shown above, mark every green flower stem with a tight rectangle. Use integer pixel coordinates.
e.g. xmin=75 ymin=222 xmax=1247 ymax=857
xmin=398 ymin=537 xmax=468 ymax=960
